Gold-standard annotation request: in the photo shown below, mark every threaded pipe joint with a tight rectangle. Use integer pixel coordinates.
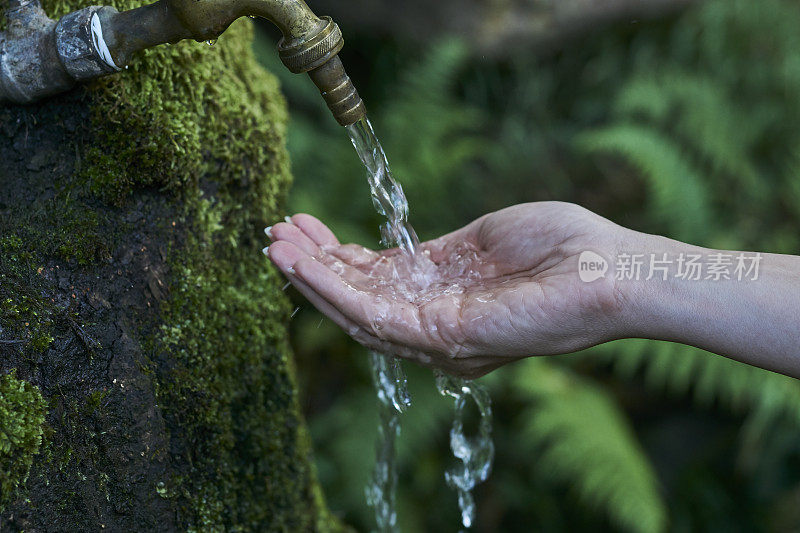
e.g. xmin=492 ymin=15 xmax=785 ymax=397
xmin=277 ymin=16 xmax=342 ymax=74
xmin=307 ymin=55 xmax=366 ymax=127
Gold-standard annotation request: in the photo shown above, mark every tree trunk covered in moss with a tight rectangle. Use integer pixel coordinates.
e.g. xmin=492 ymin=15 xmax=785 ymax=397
xmin=0 ymin=1 xmax=336 ymax=530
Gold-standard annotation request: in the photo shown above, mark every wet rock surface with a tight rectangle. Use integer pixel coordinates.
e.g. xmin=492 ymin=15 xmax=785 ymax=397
xmin=0 ymin=94 xmax=178 ymax=531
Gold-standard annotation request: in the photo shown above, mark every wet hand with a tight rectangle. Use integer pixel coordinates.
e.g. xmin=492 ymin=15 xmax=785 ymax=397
xmin=265 ymin=202 xmax=632 ymax=378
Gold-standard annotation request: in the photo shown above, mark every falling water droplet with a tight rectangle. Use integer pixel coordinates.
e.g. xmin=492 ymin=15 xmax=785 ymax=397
xmin=290 ymin=307 xmax=300 ymax=318
xmin=366 ymin=352 xmax=406 ymax=532
xmin=435 ymin=371 xmax=494 ymax=529
xmin=391 ymin=357 xmax=411 ymax=410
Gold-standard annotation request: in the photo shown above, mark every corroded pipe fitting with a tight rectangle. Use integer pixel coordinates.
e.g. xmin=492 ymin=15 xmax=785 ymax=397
xmin=0 ymin=0 xmax=367 ymax=126
xmin=277 ymin=15 xmax=341 ymax=72
xmin=0 ymin=1 xmax=118 ymax=103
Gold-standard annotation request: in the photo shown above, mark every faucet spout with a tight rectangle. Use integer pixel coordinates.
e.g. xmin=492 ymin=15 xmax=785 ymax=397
xmin=0 ymin=0 xmax=366 ymax=126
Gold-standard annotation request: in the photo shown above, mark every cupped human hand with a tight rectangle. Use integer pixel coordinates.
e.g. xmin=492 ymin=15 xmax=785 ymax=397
xmin=265 ymin=202 xmax=636 ymax=379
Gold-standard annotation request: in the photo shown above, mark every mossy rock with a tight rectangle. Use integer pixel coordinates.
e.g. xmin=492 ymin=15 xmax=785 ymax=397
xmin=0 ymin=1 xmax=338 ymax=530
xmin=0 ymin=371 xmax=47 ymax=510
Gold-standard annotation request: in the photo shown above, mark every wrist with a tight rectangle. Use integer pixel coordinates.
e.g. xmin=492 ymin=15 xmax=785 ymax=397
xmin=604 ymin=227 xmax=800 ymax=377
xmin=613 ymin=230 xmax=707 ymax=342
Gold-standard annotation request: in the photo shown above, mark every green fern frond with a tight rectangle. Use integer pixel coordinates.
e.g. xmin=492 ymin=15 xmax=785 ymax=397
xmin=393 ymin=39 xmax=470 ymax=107
xmin=589 ymin=340 xmax=800 ymax=426
xmin=614 ymin=71 xmax=766 ymax=200
xmin=505 ymin=359 xmax=667 ymax=533
xmin=692 ymin=0 xmax=800 ymax=108
xmin=385 ymin=39 xmax=484 ymax=158
xmin=576 ymin=124 xmax=712 ymax=242
xmin=613 ymin=76 xmax=671 ymax=123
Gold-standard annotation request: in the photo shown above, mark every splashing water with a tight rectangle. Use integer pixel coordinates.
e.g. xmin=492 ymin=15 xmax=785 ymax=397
xmin=346 ymin=116 xmax=494 ymax=530
xmin=435 ymin=371 xmax=495 ymax=529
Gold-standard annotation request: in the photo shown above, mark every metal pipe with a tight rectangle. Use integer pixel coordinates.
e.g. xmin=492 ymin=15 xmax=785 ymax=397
xmin=0 ymin=0 xmax=366 ymax=126
xmin=308 ymin=55 xmax=365 ymax=127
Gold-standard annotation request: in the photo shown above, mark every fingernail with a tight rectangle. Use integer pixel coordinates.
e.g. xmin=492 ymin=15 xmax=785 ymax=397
xmin=284 ymin=215 xmax=293 ymax=224
xmin=262 ymin=246 xmax=270 ymax=256
xmin=264 ymin=226 xmax=273 ymax=239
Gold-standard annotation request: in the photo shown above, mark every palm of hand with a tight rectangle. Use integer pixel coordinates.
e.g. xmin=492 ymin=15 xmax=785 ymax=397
xmin=267 ymin=202 xmax=622 ymax=378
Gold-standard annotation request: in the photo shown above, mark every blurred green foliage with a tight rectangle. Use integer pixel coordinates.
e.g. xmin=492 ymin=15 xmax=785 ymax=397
xmin=254 ymin=0 xmax=800 ymax=530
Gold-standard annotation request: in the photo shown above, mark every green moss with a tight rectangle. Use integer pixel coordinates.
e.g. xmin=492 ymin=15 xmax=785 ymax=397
xmin=0 ymin=292 xmax=55 ymax=353
xmin=0 ymin=236 xmax=57 ymax=355
xmin=1 ymin=191 xmax=111 ymax=266
xmin=0 ymin=370 xmax=48 ymax=511
xmin=0 ymin=235 xmax=34 ymax=270
xmin=154 ymin=207 xmax=324 ymax=529
xmin=50 ymin=205 xmax=109 ymax=265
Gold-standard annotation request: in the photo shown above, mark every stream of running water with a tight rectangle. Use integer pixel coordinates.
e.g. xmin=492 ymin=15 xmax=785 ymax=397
xmin=346 ymin=116 xmax=494 ymax=531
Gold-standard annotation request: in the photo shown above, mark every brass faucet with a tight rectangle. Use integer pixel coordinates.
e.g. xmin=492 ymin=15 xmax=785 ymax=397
xmin=0 ymin=0 xmax=366 ymax=126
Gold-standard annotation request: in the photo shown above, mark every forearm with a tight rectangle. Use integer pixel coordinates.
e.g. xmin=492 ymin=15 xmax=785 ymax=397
xmin=619 ymin=232 xmax=800 ymax=378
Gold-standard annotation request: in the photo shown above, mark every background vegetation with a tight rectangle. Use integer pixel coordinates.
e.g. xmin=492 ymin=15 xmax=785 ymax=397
xmin=255 ymin=0 xmax=800 ymax=530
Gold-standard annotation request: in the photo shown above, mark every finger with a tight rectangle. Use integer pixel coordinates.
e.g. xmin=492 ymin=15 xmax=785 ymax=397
xmin=270 ymin=222 xmax=320 ymax=256
xmin=267 ymin=240 xmax=309 ymax=275
xmin=328 ymin=243 xmax=382 ymax=266
xmin=327 ymin=246 xmax=408 ymax=286
xmin=325 ymin=244 xmax=399 ymax=278
xmin=283 ymin=214 xmax=395 ymax=273
xmin=268 ymin=241 xmax=377 ymax=338
xmin=287 ymin=271 xmax=365 ymax=337
xmin=287 ymin=267 xmax=433 ymax=365
xmin=290 ymin=213 xmax=340 ymax=247
xmin=375 ymin=238 xmax=447 ymax=262
xmin=291 ymin=254 xmax=424 ymax=346
xmin=377 ymin=247 xmax=402 ymax=258
xmin=272 ymin=240 xmax=378 ymax=292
